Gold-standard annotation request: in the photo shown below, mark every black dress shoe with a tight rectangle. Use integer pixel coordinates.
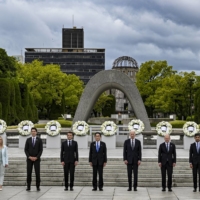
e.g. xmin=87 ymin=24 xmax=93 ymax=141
xmin=26 ymin=188 xmax=30 ymax=191
xmin=193 ymin=189 xmax=197 ymax=192
xmin=92 ymin=188 xmax=97 ymax=191
xmin=64 ymin=188 xmax=68 ymax=191
xmin=162 ymin=188 xmax=166 ymax=191
xmin=99 ymin=188 xmax=103 ymax=191
xmin=37 ymin=187 xmax=40 ymax=191
xmin=168 ymin=188 xmax=172 ymax=192
xmin=134 ymin=188 xmax=137 ymax=191
xmin=70 ymin=188 xmax=73 ymax=191
xmin=127 ymin=188 xmax=132 ymax=191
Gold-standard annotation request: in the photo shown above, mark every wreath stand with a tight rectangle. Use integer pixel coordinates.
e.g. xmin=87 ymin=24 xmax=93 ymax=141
xmin=46 ymin=134 xmax=61 ymax=148
xmin=184 ymin=136 xmax=194 ymax=150
xmin=19 ymin=135 xmax=31 ymax=148
xmin=74 ymin=135 xmax=88 ymax=149
xmin=102 ymin=134 xmax=116 ymax=149
xmin=135 ymin=134 xmax=143 ymax=149
xmin=157 ymin=135 xmax=164 ymax=149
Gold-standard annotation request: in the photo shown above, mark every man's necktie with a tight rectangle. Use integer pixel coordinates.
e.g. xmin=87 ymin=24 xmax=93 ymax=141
xmin=68 ymin=141 xmax=70 ymax=146
xmin=167 ymin=143 xmax=169 ymax=152
xmin=197 ymin=142 xmax=199 ymax=153
xmin=32 ymin=138 xmax=35 ymax=147
xmin=132 ymin=140 xmax=134 ymax=150
xmin=96 ymin=142 xmax=99 ymax=152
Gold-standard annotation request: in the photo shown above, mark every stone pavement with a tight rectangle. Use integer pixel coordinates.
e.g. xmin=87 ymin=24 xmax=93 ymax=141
xmin=0 ymin=186 xmax=200 ymax=200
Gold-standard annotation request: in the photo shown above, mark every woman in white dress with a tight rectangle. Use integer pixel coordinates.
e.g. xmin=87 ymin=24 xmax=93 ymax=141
xmin=0 ymin=136 xmax=9 ymax=191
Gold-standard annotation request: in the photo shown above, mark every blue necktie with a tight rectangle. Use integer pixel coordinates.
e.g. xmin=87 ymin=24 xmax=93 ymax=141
xmin=96 ymin=142 xmax=99 ymax=152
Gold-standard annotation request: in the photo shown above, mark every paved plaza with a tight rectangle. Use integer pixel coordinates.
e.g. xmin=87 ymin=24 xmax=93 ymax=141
xmin=2 ymin=148 xmax=196 ymax=199
xmin=1 ymin=186 xmax=200 ymax=200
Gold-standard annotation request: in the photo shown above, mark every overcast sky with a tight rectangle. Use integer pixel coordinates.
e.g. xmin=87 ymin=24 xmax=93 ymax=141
xmin=0 ymin=0 xmax=200 ymax=72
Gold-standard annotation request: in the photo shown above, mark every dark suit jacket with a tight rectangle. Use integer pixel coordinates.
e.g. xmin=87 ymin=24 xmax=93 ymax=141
xmin=189 ymin=142 xmax=200 ymax=165
xmin=89 ymin=141 xmax=107 ymax=165
xmin=60 ymin=140 xmax=79 ymax=163
xmin=24 ymin=136 xmax=43 ymax=160
xmin=123 ymin=138 xmax=142 ymax=164
xmin=158 ymin=142 xmax=176 ymax=166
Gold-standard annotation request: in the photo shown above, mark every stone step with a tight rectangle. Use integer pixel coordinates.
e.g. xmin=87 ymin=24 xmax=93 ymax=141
xmin=4 ymin=157 xmax=194 ymax=187
xmin=5 ymin=171 xmax=192 ymax=180
xmin=2 ymin=181 xmax=193 ymax=187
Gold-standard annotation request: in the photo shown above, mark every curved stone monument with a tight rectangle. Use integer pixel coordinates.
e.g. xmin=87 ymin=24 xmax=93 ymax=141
xmin=73 ymin=70 xmax=151 ymax=131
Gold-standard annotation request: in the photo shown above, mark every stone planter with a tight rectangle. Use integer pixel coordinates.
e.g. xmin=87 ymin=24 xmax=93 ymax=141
xmin=135 ymin=134 xmax=143 ymax=149
xmin=46 ymin=134 xmax=61 ymax=148
xmin=74 ymin=135 xmax=88 ymax=149
xmin=157 ymin=135 xmax=164 ymax=149
xmin=184 ymin=135 xmax=194 ymax=150
xmin=101 ymin=135 xmax=116 ymax=149
xmin=19 ymin=135 xmax=31 ymax=148
xmin=1 ymin=132 xmax=7 ymax=146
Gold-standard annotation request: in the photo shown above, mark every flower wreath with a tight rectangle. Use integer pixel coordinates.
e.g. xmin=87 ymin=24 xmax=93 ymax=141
xmin=72 ymin=121 xmax=89 ymax=136
xmin=156 ymin=121 xmax=172 ymax=136
xmin=45 ymin=120 xmax=61 ymax=137
xmin=0 ymin=119 xmax=7 ymax=135
xmin=128 ymin=119 xmax=145 ymax=135
xmin=18 ymin=120 xmax=34 ymax=136
xmin=101 ymin=121 xmax=117 ymax=136
xmin=183 ymin=121 xmax=199 ymax=137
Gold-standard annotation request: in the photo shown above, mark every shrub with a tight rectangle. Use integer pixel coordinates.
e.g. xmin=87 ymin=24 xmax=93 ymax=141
xmin=0 ymin=79 xmax=10 ymax=123
xmin=186 ymin=116 xmax=195 ymax=121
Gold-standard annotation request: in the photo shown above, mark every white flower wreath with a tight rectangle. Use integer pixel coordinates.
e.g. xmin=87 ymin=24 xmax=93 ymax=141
xmin=45 ymin=120 xmax=61 ymax=137
xmin=0 ymin=119 xmax=7 ymax=134
xmin=18 ymin=120 xmax=34 ymax=136
xmin=128 ymin=119 xmax=145 ymax=135
xmin=72 ymin=121 xmax=89 ymax=136
xmin=183 ymin=121 xmax=199 ymax=137
xmin=156 ymin=121 xmax=172 ymax=137
xmin=101 ymin=121 xmax=117 ymax=136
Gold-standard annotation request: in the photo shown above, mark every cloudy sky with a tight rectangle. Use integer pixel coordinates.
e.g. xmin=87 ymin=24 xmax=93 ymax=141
xmin=0 ymin=0 xmax=200 ymax=72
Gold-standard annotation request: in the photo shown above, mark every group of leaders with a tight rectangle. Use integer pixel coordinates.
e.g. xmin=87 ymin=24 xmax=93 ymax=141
xmin=0 ymin=128 xmax=200 ymax=193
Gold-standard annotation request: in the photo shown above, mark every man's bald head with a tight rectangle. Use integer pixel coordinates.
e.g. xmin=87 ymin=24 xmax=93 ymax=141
xmin=164 ymin=134 xmax=170 ymax=143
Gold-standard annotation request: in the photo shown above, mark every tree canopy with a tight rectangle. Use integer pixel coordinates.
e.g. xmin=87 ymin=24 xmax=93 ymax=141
xmin=17 ymin=60 xmax=84 ymax=118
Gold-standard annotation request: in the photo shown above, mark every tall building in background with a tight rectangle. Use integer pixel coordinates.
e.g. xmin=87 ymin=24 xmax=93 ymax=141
xmin=25 ymin=27 xmax=105 ymax=84
xmin=62 ymin=27 xmax=84 ymax=48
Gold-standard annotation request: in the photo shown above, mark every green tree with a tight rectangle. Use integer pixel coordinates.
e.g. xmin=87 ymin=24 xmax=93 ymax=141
xmin=0 ymin=48 xmax=17 ymax=78
xmin=0 ymin=102 xmax=2 ymax=119
xmin=136 ymin=60 xmax=176 ymax=117
xmin=93 ymin=93 xmax=113 ymax=117
xmin=153 ymin=72 xmax=196 ymax=119
xmin=102 ymin=95 xmax=116 ymax=117
xmin=17 ymin=60 xmax=83 ymax=118
xmin=0 ymin=79 xmax=11 ymax=123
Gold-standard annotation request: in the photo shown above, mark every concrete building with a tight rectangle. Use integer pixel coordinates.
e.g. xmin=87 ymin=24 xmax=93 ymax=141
xmin=111 ymin=56 xmax=139 ymax=113
xmin=62 ymin=27 xmax=84 ymax=48
xmin=25 ymin=27 xmax=105 ymax=84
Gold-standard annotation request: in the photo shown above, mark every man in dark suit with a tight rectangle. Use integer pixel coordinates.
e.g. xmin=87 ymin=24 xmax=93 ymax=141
xmin=123 ymin=130 xmax=142 ymax=191
xmin=24 ymin=127 xmax=43 ymax=191
xmin=158 ymin=134 xmax=176 ymax=192
xmin=60 ymin=131 xmax=78 ymax=191
xmin=89 ymin=132 xmax=107 ymax=191
xmin=189 ymin=133 xmax=200 ymax=192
